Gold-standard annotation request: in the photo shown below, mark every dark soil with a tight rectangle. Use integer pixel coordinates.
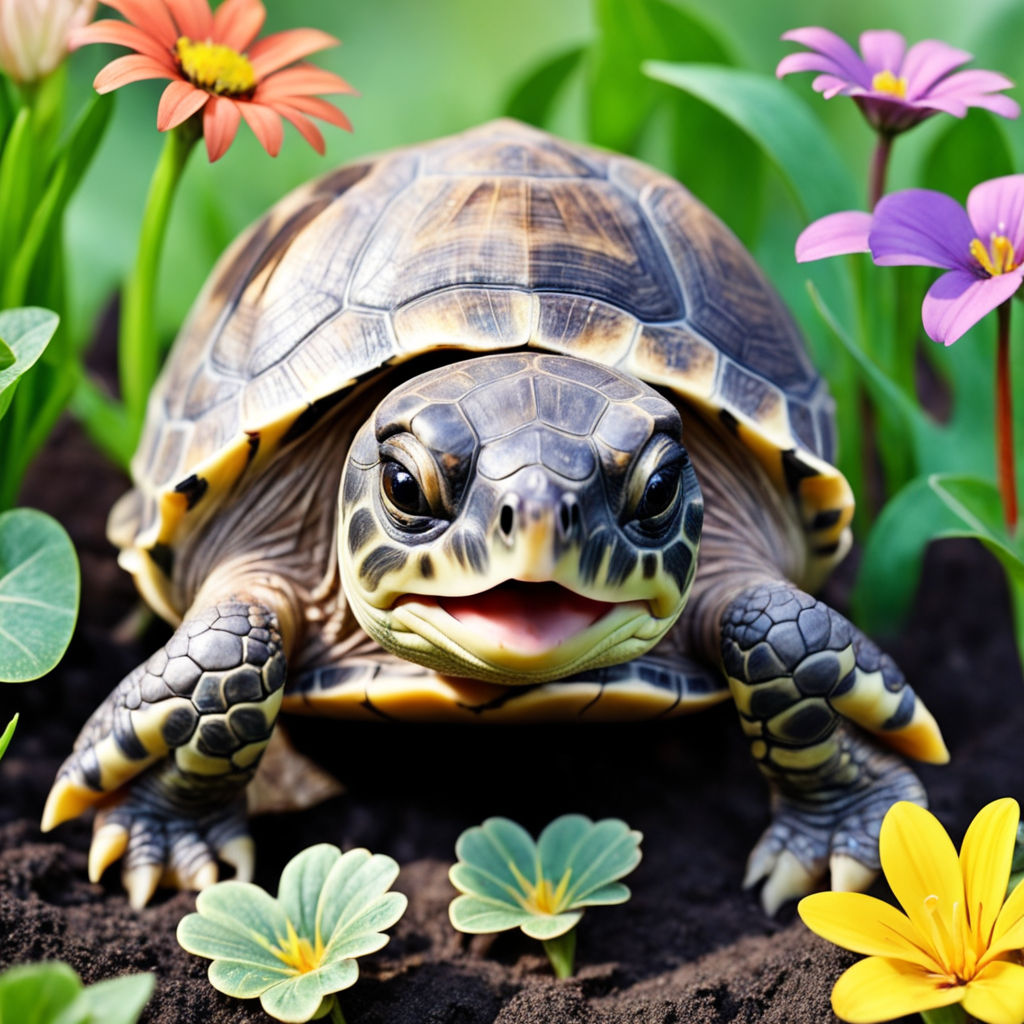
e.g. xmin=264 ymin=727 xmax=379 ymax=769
xmin=2 ymin=415 xmax=1023 ymax=1024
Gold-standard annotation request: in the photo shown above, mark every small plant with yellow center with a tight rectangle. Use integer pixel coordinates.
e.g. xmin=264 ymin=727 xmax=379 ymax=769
xmin=799 ymin=798 xmax=1024 ymax=1024
xmin=448 ymin=814 xmax=642 ymax=979
xmin=176 ymin=843 xmax=407 ymax=1024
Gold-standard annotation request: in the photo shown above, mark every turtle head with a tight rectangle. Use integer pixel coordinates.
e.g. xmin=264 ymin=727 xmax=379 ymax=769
xmin=339 ymin=353 xmax=703 ymax=684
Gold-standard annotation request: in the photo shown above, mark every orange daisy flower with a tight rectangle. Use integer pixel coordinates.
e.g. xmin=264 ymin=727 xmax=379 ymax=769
xmin=72 ymin=0 xmax=356 ymax=161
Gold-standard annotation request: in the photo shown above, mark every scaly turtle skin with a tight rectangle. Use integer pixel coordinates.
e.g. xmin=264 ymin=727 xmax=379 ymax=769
xmin=44 ymin=120 xmax=948 ymax=913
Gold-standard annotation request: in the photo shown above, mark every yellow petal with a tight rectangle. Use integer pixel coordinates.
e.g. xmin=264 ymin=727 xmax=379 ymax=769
xmin=960 ymin=799 xmax=1019 ymax=950
xmin=983 ymin=875 xmax=1024 ymax=964
xmin=961 ymin=961 xmax=1024 ymax=1024
xmin=831 ymin=956 xmax=965 ymax=1023
xmin=880 ymin=802 xmax=964 ymax=960
xmin=798 ymin=892 xmax=940 ymax=971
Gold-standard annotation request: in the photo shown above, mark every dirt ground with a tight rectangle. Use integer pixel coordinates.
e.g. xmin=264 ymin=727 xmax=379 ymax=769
xmin=2 ymin=411 xmax=1022 ymax=1024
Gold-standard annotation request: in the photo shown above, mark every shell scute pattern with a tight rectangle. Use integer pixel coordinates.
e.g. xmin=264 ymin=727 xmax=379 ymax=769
xmin=121 ymin=120 xmax=853 ymax=620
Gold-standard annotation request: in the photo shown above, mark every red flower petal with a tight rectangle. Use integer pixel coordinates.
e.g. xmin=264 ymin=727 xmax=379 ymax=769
xmin=211 ymin=0 xmax=265 ymax=52
xmin=248 ymin=28 xmax=338 ymax=78
xmin=157 ymin=79 xmax=209 ymax=131
xmin=274 ymin=103 xmax=325 ymax=154
xmin=282 ymin=95 xmax=352 ymax=132
xmin=255 ymin=65 xmax=357 ymax=101
xmin=99 ymin=0 xmax=179 ymax=48
xmin=165 ymin=0 xmax=214 ymax=40
xmin=94 ymin=53 xmax=178 ymax=93
xmin=70 ymin=19 xmax=176 ymax=66
xmin=203 ymin=95 xmax=242 ymax=162
xmin=239 ymin=102 xmax=283 ymax=156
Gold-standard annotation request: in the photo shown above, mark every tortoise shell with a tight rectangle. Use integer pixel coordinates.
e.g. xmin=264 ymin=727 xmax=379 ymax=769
xmin=113 ymin=119 xmax=852 ymax=622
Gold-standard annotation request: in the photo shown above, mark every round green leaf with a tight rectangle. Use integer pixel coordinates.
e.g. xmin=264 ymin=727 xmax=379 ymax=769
xmin=0 ymin=508 xmax=79 ymax=682
xmin=259 ymin=962 xmax=358 ymax=1024
xmin=448 ymin=894 xmax=531 ymax=934
xmin=520 ymin=910 xmax=582 ymax=941
xmin=278 ymin=843 xmax=341 ymax=942
xmin=0 ymin=962 xmax=80 ymax=1024
xmin=0 ymin=307 xmax=59 ymax=404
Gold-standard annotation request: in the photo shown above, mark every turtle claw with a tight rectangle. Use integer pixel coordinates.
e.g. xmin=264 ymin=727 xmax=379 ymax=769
xmin=760 ymin=850 xmax=822 ymax=916
xmin=88 ymin=821 xmax=129 ymax=883
xmin=829 ymin=853 xmax=878 ymax=894
xmin=218 ymin=835 xmax=256 ymax=882
xmin=124 ymin=864 xmax=161 ymax=911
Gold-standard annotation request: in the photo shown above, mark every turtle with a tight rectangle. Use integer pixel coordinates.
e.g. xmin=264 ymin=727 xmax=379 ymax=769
xmin=43 ymin=119 xmax=949 ymax=914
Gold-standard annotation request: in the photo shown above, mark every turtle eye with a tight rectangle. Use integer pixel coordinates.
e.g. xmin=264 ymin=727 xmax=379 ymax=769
xmin=635 ymin=461 xmax=682 ymax=520
xmin=382 ymin=460 xmax=430 ymax=517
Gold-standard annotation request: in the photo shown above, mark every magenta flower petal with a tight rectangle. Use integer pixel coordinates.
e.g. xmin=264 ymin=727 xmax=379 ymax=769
xmin=922 ymin=269 xmax=1023 ymax=345
xmin=780 ymin=27 xmax=869 ymax=86
xmin=778 ymin=26 xmax=1018 ymax=135
xmin=901 ymin=40 xmax=972 ymax=96
xmin=796 ymin=211 xmax=872 ymax=263
xmin=869 ymin=190 xmax=976 ymax=269
xmin=859 ymin=30 xmax=905 ymax=75
xmin=966 ymin=175 xmax=1024 ymax=253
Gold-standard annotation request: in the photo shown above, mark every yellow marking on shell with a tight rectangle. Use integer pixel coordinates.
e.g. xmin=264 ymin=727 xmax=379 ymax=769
xmin=94 ymin=735 xmax=161 ymax=792
xmin=393 ymin=287 xmax=534 ymax=352
xmin=750 ymin=739 xmax=768 ymax=760
xmin=533 ymin=294 xmax=639 ymax=365
xmin=871 ymin=69 xmax=908 ymax=98
xmin=738 ymin=716 xmax=764 ymax=739
xmin=175 ymin=744 xmax=233 ymax=776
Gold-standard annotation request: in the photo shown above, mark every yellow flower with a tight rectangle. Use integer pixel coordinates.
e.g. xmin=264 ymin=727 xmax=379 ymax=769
xmin=799 ymin=799 xmax=1024 ymax=1024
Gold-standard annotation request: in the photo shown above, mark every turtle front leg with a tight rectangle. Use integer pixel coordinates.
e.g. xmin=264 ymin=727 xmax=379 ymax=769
xmin=721 ymin=582 xmax=949 ymax=915
xmin=42 ymin=600 xmax=286 ymax=908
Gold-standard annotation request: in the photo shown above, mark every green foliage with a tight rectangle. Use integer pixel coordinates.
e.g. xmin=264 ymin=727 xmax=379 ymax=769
xmin=0 ymin=307 xmax=58 ymax=426
xmin=177 ymin=844 xmax=407 ymax=1024
xmin=449 ymin=814 xmax=642 ymax=978
xmin=0 ymin=508 xmax=80 ymax=682
xmin=0 ymin=961 xmax=153 ymax=1024
xmin=0 ymin=713 xmax=16 ymax=760
xmin=1011 ymin=822 xmax=1024 ymax=893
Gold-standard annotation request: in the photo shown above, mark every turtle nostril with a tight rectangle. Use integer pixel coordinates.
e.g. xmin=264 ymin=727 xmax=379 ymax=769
xmin=499 ymin=502 xmax=515 ymax=539
xmin=557 ymin=495 xmax=578 ymax=541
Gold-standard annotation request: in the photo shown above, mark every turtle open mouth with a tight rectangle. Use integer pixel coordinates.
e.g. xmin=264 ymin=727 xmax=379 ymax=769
xmin=431 ymin=581 xmax=615 ymax=655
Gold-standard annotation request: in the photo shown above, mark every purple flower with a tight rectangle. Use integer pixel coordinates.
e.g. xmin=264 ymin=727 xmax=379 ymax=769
xmin=777 ymin=27 xmax=1019 ymax=134
xmin=797 ymin=176 xmax=1024 ymax=345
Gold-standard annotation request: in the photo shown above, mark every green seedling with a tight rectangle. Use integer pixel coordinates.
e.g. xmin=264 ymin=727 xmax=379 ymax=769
xmin=448 ymin=814 xmax=642 ymax=979
xmin=177 ymin=843 xmax=407 ymax=1024
xmin=0 ymin=714 xmax=16 ymax=760
xmin=0 ymin=961 xmax=154 ymax=1024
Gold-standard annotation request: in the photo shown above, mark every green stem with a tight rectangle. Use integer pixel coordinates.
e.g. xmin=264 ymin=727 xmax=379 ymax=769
xmin=119 ymin=122 xmax=199 ymax=431
xmin=996 ymin=300 xmax=1017 ymax=533
xmin=869 ymin=133 xmax=893 ymax=209
xmin=542 ymin=928 xmax=577 ymax=979
xmin=920 ymin=1005 xmax=970 ymax=1024
xmin=328 ymin=997 xmax=347 ymax=1024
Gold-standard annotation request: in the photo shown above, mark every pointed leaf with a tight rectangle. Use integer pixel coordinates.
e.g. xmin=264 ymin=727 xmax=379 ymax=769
xmin=0 ymin=714 xmax=16 ymax=760
xmin=504 ymin=46 xmax=585 ymax=125
xmin=0 ymin=508 xmax=80 ymax=682
xmin=0 ymin=307 xmax=59 ymax=406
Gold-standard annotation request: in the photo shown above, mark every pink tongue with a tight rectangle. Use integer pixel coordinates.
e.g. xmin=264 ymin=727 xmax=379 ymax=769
xmin=439 ymin=584 xmax=613 ymax=655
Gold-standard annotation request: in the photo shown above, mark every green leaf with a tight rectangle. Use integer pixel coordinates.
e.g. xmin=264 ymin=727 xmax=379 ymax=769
xmin=0 ymin=508 xmax=79 ymax=682
xmin=0 ymin=108 xmax=35 ymax=281
xmin=559 ymin=818 xmax=642 ymax=904
xmin=0 ymin=713 xmax=17 ymax=760
xmin=57 ymin=972 xmax=154 ymax=1024
xmin=0 ymin=338 xmax=12 ymax=371
xmin=258 ymin=963 xmax=357 ymax=1024
xmin=0 ymin=962 xmax=80 ymax=1024
xmin=642 ymin=62 xmax=859 ymax=218
xmin=185 ymin=881 xmax=290 ymax=960
xmin=504 ymin=46 xmax=585 ymax=125
xmin=448 ymin=895 xmax=531 ymax=934
xmin=917 ymin=112 xmax=1014 ymax=204
xmin=853 ymin=474 xmax=1024 ymax=659
xmin=176 ymin=911 xmax=291 ymax=972
xmin=69 ymin=375 xmax=134 ymax=470
xmin=0 ymin=307 xmax=60 ymax=416
xmin=519 ymin=910 xmax=582 ymax=941
xmin=454 ymin=817 xmax=538 ymax=897
xmin=278 ymin=843 xmax=341 ymax=944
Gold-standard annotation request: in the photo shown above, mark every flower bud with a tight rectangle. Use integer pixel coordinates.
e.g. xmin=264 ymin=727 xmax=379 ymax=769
xmin=0 ymin=0 xmax=96 ymax=83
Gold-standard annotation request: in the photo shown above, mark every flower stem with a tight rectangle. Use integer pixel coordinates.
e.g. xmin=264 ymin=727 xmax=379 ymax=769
xmin=869 ymin=133 xmax=893 ymax=208
xmin=542 ymin=928 xmax=577 ymax=979
xmin=920 ymin=1006 xmax=970 ymax=1024
xmin=996 ymin=300 xmax=1018 ymax=533
xmin=328 ymin=997 xmax=347 ymax=1024
xmin=119 ymin=122 xmax=199 ymax=433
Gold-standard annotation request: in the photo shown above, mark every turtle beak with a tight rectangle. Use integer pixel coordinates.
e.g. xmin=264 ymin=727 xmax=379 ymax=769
xmin=494 ymin=482 xmax=579 ymax=581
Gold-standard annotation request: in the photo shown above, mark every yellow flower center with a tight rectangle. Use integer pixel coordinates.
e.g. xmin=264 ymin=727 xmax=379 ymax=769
xmin=508 ymin=862 xmax=573 ymax=915
xmin=175 ymin=37 xmax=256 ymax=95
xmin=871 ymin=69 xmax=908 ymax=98
xmin=970 ymin=233 xmax=1018 ymax=276
xmin=922 ymin=893 xmax=980 ymax=984
xmin=272 ymin=920 xmax=325 ymax=975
